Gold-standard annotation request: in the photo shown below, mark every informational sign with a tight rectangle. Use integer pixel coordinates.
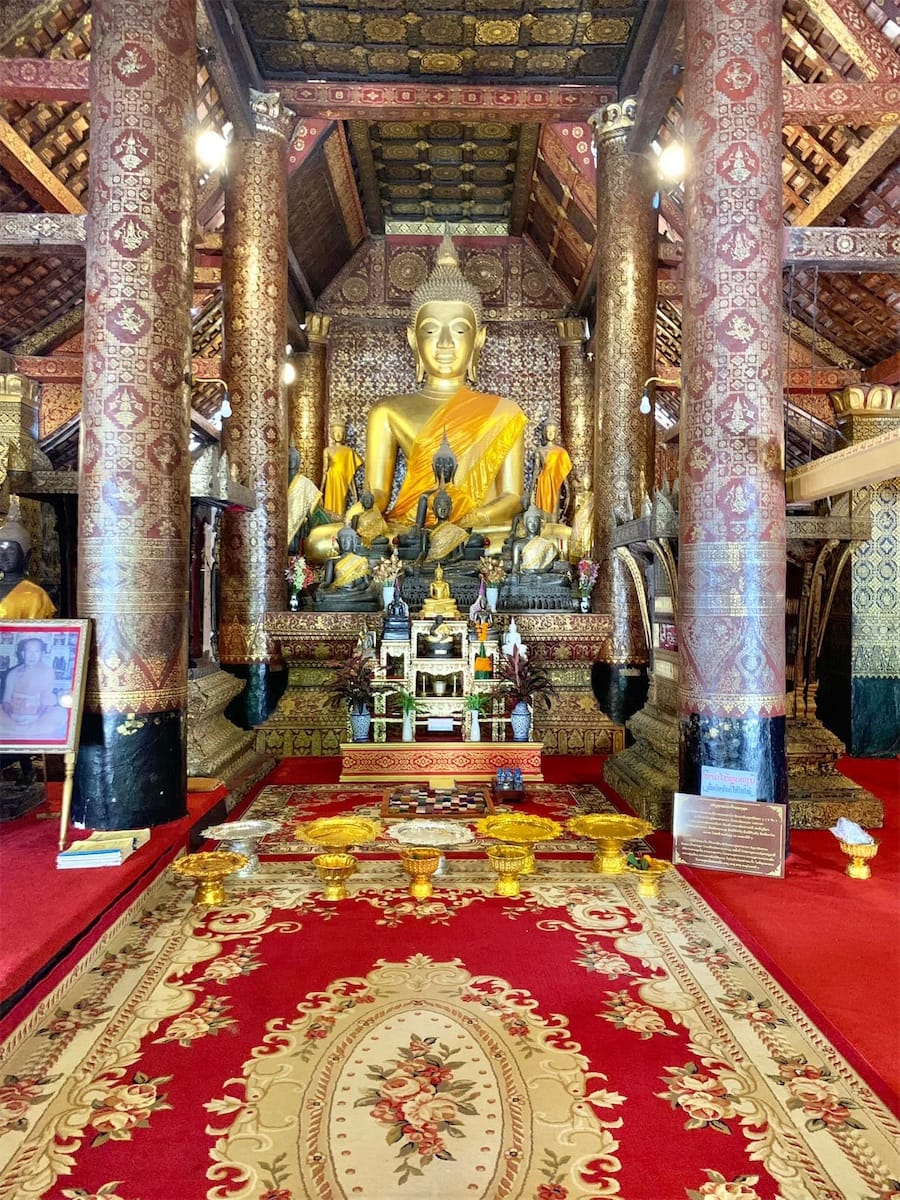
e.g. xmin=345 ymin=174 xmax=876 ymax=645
xmin=673 ymin=793 xmax=786 ymax=878
xmin=700 ymin=764 xmax=758 ymax=801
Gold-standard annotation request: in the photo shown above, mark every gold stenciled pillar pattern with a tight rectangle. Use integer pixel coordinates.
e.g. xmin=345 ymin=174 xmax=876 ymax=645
xmin=0 ymin=369 xmax=40 ymax=468
xmin=291 ymin=311 xmax=330 ymax=483
xmin=220 ymin=90 xmax=292 ymax=664
xmin=78 ymin=0 xmax=196 ymax=718
xmin=556 ymin=317 xmax=592 ymax=484
xmin=590 ymin=98 xmax=657 ymax=659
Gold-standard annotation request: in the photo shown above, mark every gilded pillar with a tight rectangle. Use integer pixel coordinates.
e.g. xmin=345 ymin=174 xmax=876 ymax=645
xmin=589 ymin=98 xmax=658 ymax=721
xmin=0 ymin=366 xmax=40 ymax=468
xmin=679 ymin=0 xmax=787 ymax=805
xmin=219 ymin=90 xmax=292 ymax=724
xmin=820 ymin=386 xmax=900 ymax=755
xmin=556 ymin=317 xmax=592 ymax=484
xmin=74 ymin=0 xmax=196 ymax=828
xmin=291 ymin=311 xmax=330 ymax=483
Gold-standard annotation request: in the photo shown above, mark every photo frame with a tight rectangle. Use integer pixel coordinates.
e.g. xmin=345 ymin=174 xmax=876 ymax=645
xmin=0 ymin=620 xmax=91 ymax=755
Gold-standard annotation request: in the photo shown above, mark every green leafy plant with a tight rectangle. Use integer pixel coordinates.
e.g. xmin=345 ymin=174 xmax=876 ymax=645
xmin=393 ymin=687 xmax=421 ymax=715
xmin=464 ymin=692 xmax=488 ymax=712
xmin=326 ymin=652 xmax=379 ymax=714
xmin=496 ymin=645 xmax=557 ymax=710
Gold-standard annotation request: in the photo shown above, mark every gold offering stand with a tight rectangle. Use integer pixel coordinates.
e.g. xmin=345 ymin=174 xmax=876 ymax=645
xmin=312 ymin=853 xmax=358 ymax=900
xmin=476 ymin=813 xmax=562 ymax=874
xmin=566 ymin=814 xmax=655 ymax=875
xmin=839 ymin=839 xmax=879 ymax=880
xmin=626 ymin=856 xmax=673 ymax=898
xmin=486 ymin=844 xmax=529 ymax=897
xmin=172 ymin=851 xmax=247 ymax=905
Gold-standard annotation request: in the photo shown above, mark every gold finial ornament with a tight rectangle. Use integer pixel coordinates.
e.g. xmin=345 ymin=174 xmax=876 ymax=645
xmin=409 ymin=235 xmax=483 ymax=328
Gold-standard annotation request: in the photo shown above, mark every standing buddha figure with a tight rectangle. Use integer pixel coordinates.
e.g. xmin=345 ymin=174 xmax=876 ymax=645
xmin=532 ymin=420 xmax=572 ymax=521
xmin=320 ymin=421 xmax=363 ymax=519
xmin=365 ymin=236 xmax=527 ymax=539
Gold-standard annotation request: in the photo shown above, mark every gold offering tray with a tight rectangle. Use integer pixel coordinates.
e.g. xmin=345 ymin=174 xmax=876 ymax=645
xmin=476 ymin=814 xmax=562 ymax=845
xmin=566 ymin=814 xmax=654 ymax=842
xmin=172 ymin=851 xmax=247 ymax=881
xmin=297 ymin=816 xmax=382 ymax=848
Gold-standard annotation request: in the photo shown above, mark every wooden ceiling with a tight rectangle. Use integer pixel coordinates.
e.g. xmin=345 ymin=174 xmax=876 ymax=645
xmin=1 ymin=0 xmax=898 ymax=422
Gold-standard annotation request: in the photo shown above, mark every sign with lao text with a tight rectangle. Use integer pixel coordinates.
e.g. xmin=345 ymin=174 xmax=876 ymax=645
xmin=672 ymin=793 xmax=786 ymax=878
xmin=700 ymin=764 xmax=758 ymax=801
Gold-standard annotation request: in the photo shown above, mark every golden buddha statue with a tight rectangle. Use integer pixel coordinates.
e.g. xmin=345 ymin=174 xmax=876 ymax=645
xmin=366 ymin=239 xmax=526 ymax=536
xmin=321 ymin=421 xmax=363 ymax=518
xmin=511 ymin=505 xmax=560 ymax=574
xmin=532 ymin=420 xmax=572 ymax=521
xmin=568 ymin=472 xmax=594 ymax=562
xmin=420 ymin=564 xmax=461 ymax=619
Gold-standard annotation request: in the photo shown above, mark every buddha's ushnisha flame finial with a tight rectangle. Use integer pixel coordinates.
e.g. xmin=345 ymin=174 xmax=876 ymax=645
xmin=410 ymin=235 xmax=483 ymax=327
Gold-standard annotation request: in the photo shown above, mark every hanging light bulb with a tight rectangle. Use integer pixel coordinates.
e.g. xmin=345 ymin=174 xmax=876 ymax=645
xmin=220 ymin=394 xmax=232 ymax=419
xmin=657 ymin=141 xmax=686 ymax=184
xmin=282 ymin=360 xmax=297 ymax=385
xmin=639 ymin=388 xmax=652 ymax=415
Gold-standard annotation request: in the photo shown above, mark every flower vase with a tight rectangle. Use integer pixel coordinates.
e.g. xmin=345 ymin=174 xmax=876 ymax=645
xmin=349 ymin=706 xmax=371 ymax=742
xmin=510 ymin=700 xmax=531 ymax=742
xmin=382 ymin=584 xmax=394 ymax=609
xmin=469 ymin=709 xmax=481 ymax=741
xmin=486 ymin=585 xmax=499 ymax=611
xmin=402 ymin=710 xmax=415 ymax=742
xmin=289 ymin=591 xmax=299 ymax=611
xmin=580 ymin=594 xmax=590 ymax=613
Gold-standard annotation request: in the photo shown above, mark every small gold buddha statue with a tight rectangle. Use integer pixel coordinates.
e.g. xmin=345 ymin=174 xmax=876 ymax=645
xmin=532 ymin=420 xmax=572 ymax=521
xmin=420 ymin=564 xmax=461 ymax=619
xmin=320 ymin=421 xmax=363 ymax=519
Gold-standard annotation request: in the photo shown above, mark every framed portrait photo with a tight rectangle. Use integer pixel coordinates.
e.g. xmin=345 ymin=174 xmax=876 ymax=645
xmin=0 ymin=620 xmax=91 ymax=755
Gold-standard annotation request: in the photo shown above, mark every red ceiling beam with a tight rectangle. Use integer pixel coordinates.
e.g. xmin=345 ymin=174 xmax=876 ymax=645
xmin=15 ymin=353 xmax=224 ymax=383
xmin=862 ymin=351 xmax=900 ymax=386
xmin=275 ymin=81 xmax=615 ymax=122
xmin=784 ymin=225 xmax=900 ymax=271
xmin=0 ymin=57 xmax=89 ymax=103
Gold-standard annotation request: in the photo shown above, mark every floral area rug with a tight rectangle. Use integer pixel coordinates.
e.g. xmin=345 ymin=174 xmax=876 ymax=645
xmin=244 ymin=782 xmax=615 ymax=857
xmin=1 ymin=859 xmax=897 ymax=1200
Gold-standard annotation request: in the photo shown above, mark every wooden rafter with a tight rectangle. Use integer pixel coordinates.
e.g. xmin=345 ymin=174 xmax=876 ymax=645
xmin=627 ymin=0 xmax=685 ymax=149
xmin=782 ymin=80 xmax=900 ymax=124
xmin=863 ymin=351 xmax=900 ymax=385
xmin=793 ymin=124 xmax=900 ymax=224
xmin=346 ymin=120 xmax=384 ymax=235
xmin=0 ymin=117 xmax=85 ymax=214
xmin=802 ymin=0 xmax=900 ymax=80
xmin=0 ymin=213 xmax=86 ymax=254
xmin=0 ymin=57 xmax=89 ymax=103
xmin=196 ymin=0 xmax=259 ymax=139
xmin=509 ymin=124 xmax=540 ymax=238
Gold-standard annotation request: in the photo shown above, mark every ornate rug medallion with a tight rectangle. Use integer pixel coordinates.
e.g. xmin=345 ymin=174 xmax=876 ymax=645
xmin=208 ymin=956 xmax=618 ymax=1199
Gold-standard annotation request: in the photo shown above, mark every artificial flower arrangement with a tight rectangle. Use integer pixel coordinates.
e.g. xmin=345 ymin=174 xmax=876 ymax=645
xmin=285 ymin=554 xmax=315 ymax=596
xmin=575 ymin=558 xmax=598 ymax=597
xmin=479 ymin=555 xmax=507 ymax=586
xmin=371 ymin=552 xmax=402 ymax=587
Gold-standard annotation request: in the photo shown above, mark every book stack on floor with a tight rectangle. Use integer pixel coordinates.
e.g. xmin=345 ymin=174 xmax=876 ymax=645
xmin=56 ymin=829 xmax=151 ymax=869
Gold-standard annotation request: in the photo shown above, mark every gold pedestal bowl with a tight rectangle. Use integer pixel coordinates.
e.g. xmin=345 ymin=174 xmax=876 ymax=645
xmin=486 ymin=844 xmax=529 ymax=897
xmin=297 ymin=815 xmax=382 ymax=851
xmin=566 ymin=814 xmax=655 ymax=875
xmin=626 ymin=856 xmax=673 ymax=898
xmin=839 ymin=839 xmax=879 ymax=880
xmin=399 ymin=846 xmax=442 ymax=901
xmin=172 ymin=851 xmax=247 ymax=906
xmin=313 ymin=852 xmax=358 ymax=900
xmin=476 ymin=814 xmax=562 ymax=874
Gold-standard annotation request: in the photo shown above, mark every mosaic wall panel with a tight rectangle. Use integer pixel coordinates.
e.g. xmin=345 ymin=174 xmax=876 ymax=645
xmin=851 ymin=475 xmax=900 ymax=680
xmin=38 ymin=382 xmax=81 ymax=438
xmin=320 ymin=235 xmax=571 ymax=322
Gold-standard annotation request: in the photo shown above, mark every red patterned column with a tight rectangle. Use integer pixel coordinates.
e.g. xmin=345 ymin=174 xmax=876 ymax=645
xmin=74 ymin=0 xmax=196 ymax=829
xmin=679 ymin=0 xmax=787 ymax=807
xmin=219 ymin=91 xmax=292 ymax=724
xmin=589 ymin=98 xmax=658 ymax=723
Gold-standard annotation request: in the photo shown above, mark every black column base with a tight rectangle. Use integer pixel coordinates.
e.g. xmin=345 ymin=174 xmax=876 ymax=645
xmin=851 ymin=677 xmax=900 ymax=757
xmin=591 ymin=662 xmax=650 ymax=728
xmin=222 ymin=663 xmax=287 ymax=729
xmin=73 ymin=709 xmax=187 ymax=830
xmin=679 ymin=712 xmax=789 ymax=849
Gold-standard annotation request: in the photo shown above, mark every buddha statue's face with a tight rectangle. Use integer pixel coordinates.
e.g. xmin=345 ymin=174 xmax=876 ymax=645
xmin=545 ymin=422 xmax=559 ymax=444
xmin=331 ymin=423 xmax=346 ymax=444
xmin=433 ymin=491 xmax=452 ymax=522
xmin=0 ymin=539 xmax=25 ymax=577
xmin=525 ymin=513 xmax=541 ymax=536
xmin=410 ymin=301 xmax=486 ymax=383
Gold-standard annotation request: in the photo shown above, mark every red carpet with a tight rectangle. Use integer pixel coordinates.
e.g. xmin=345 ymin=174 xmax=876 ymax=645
xmin=0 ymin=784 xmax=229 ymax=1028
xmin=1 ymin=849 xmax=897 ymax=1198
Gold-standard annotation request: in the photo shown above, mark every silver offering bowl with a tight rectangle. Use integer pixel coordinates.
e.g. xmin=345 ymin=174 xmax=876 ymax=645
xmin=201 ymin=819 xmax=277 ymax=876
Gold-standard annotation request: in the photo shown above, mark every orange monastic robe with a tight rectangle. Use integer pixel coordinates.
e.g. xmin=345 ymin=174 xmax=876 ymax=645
xmin=0 ymin=580 xmax=56 ymax=619
xmin=387 ymin=385 xmax=527 ymax=526
xmin=323 ymin=445 xmax=363 ymax=517
xmin=534 ymin=445 xmax=572 ymax=518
